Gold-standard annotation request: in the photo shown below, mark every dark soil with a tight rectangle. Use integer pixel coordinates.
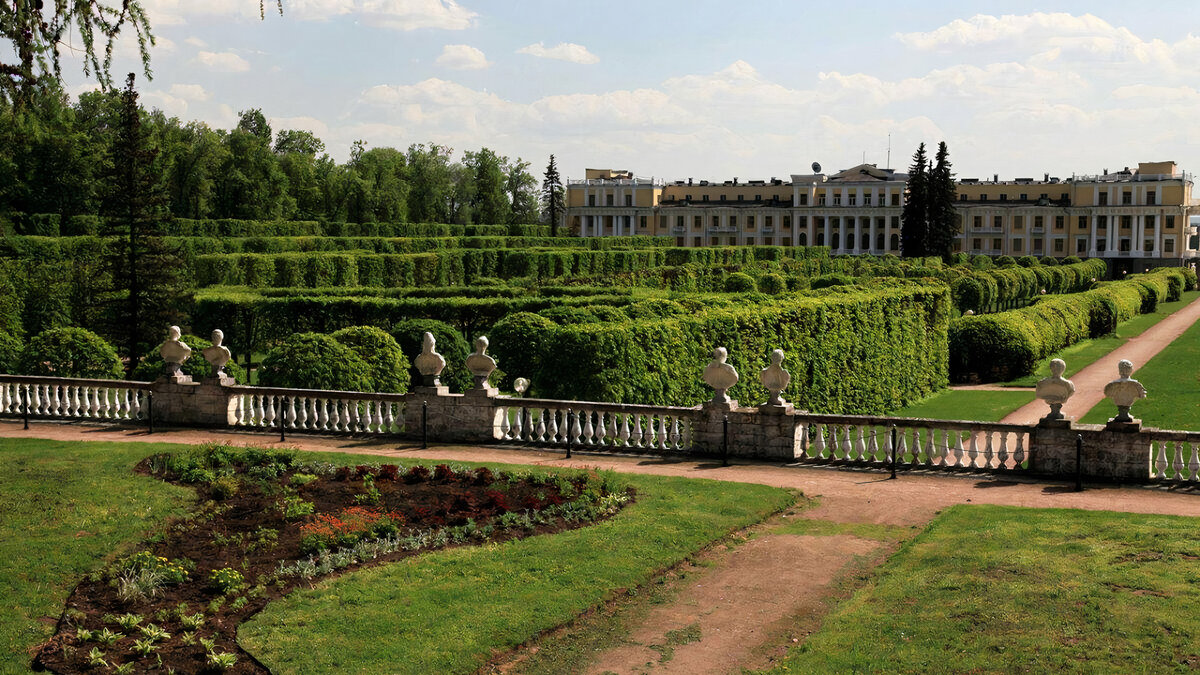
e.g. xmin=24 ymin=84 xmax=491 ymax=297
xmin=33 ymin=453 xmax=630 ymax=674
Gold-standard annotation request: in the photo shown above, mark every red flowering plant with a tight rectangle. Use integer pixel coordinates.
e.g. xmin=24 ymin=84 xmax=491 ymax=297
xmin=298 ymin=506 xmax=405 ymax=554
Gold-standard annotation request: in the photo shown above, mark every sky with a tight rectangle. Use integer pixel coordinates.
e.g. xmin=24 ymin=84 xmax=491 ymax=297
xmin=46 ymin=1 xmax=1200 ymax=183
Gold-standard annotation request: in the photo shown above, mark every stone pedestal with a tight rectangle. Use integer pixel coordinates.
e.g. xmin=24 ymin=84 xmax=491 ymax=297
xmin=691 ymin=401 xmax=802 ymax=460
xmin=403 ymin=390 xmax=504 ymax=443
xmin=150 ymin=381 xmax=237 ymax=428
xmin=1029 ymin=423 xmax=1152 ymax=481
xmin=412 ymin=385 xmax=450 ymax=397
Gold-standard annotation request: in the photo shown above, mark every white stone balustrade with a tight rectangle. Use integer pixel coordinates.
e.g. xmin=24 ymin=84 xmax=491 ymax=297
xmin=496 ymin=398 xmax=693 ymax=453
xmin=227 ymin=386 xmax=408 ymax=435
xmin=0 ymin=376 xmax=149 ymax=422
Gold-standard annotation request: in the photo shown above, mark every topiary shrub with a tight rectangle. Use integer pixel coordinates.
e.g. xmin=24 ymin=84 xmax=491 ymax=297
xmin=1182 ymin=266 xmax=1198 ymax=291
xmin=1062 ymin=256 xmax=1082 ymax=265
xmin=488 ymin=312 xmax=557 ymax=394
xmin=723 ymin=272 xmax=755 ymax=293
xmin=331 ymin=326 xmax=411 ymax=393
xmin=995 ymin=255 xmax=1016 ymax=267
xmin=0 ymin=330 xmax=21 ymax=374
xmin=810 ymin=273 xmax=855 ymax=290
xmin=951 ymin=277 xmax=985 ymax=314
xmin=390 ymin=319 xmax=472 ymax=392
xmin=970 ymin=255 xmax=995 ymax=270
xmin=757 ymin=273 xmax=786 ymax=295
xmin=623 ymin=299 xmax=686 ymax=320
xmin=1040 ymin=256 xmax=1059 ymax=266
xmin=540 ymin=306 xmax=601 ymax=325
xmin=130 ymin=333 xmax=246 ymax=383
xmin=20 ymin=327 xmax=123 ymax=379
xmin=1017 ymin=255 xmax=1039 ymax=268
xmin=258 ymin=333 xmax=372 ymax=392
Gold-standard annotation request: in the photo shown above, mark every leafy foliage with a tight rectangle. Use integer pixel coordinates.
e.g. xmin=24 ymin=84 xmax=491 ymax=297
xmin=19 ymin=327 xmax=123 ymax=379
xmin=331 ymin=325 xmax=410 ymax=393
xmin=258 ymin=332 xmax=372 ymax=392
xmin=390 ymin=318 xmax=471 ymax=392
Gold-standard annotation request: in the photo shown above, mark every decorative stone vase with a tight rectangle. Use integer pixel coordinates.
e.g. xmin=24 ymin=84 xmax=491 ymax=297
xmin=158 ymin=326 xmax=193 ymax=384
xmin=414 ymin=332 xmax=447 ymax=387
xmin=466 ymin=336 xmax=497 ymax=392
xmin=1103 ymin=359 xmax=1146 ymax=425
xmin=702 ymin=347 xmax=739 ymax=404
xmin=202 ymin=329 xmax=235 ymax=385
xmin=759 ymin=349 xmax=790 ymax=407
xmin=514 ymin=377 xmax=530 ymax=397
xmin=1035 ymin=358 xmax=1074 ymax=423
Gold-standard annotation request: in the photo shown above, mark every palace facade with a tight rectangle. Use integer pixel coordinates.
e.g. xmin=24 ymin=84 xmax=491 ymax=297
xmin=565 ymin=161 xmax=1199 ymax=273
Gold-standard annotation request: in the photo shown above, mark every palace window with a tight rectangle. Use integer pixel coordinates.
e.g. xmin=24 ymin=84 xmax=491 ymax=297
xmin=765 ymin=216 xmax=773 ymax=227
xmin=959 ymin=194 xmax=968 ymax=201
xmin=625 ymin=195 xmax=632 ymax=206
xmin=1014 ymin=216 xmax=1024 ymax=230
xmin=702 ymin=195 xmax=709 ymax=202
xmin=864 ymin=194 xmax=872 ymax=205
xmin=1147 ymin=190 xmax=1156 ymax=204
xmin=694 ymin=216 xmax=702 ymax=228
xmin=1054 ymin=239 xmax=1065 ymax=253
xmin=1122 ymin=191 xmax=1132 ymax=205
xmin=746 ymin=237 xmax=755 ymax=245
xmin=799 ymin=194 xmax=808 ymax=206
xmin=1145 ymin=239 xmax=1154 ymax=252
xmin=973 ymin=216 xmax=983 ymax=228
xmin=1019 ymin=193 xmax=1028 ymax=201
xmin=1078 ymin=216 xmax=1087 ymax=229
xmin=1098 ymin=192 xmax=1108 ymax=206
xmin=589 ymin=195 xmax=596 ymax=206
xmin=980 ymin=194 xmax=987 ymax=200
xmin=639 ymin=216 xmax=647 ymax=229
xmin=818 ymin=194 xmax=826 ymax=206
xmin=1035 ymin=216 xmax=1043 ymax=228
xmin=693 ymin=236 xmax=701 ymax=247
xmin=1119 ymin=239 xmax=1131 ymax=252
xmin=738 ymin=195 xmax=744 ymax=201
xmin=1121 ymin=216 xmax=1132 ymax=229
xmin=1000 ymin=194 xmax=1008 ymax=202
xmin=891 ymin=193 xmax=900 ymax=206
xmin=1146 ymin=215 xmax=1156 ymax=229
xmin=712 ymin=216 xmax=720 ymax=227
xmin=1167 ymin=215 xmax=1176 ymax=228
xmin=607 ymin=194 xmax=614 ymax=206
xmin=832 ymin=194 xmax=842 ymax=206
xmin=972 ymin=238 xmax=982 ymax=250
xmin=1165 ymin=238 xmax=1175 ymax=253
xmin=993 ymin=216 xmax=1003 ymax=228
xmin=1012 ymin=238 xmax=1023 ymax=252
xmin=1097 ymin=240 xmax=1107 ymax=252
xmin=992 ymin=238 xmax=1002 ymax=251
xmin=1055 ymin=216 xmax=1065 ymax=229
xmin=783 ymin=216 xmax=792 ymax=228
xmin=1098 ymin=215 xmax=1107 ymax=229
xmin=676 ymin=216 xmax=684 ymax=227
xmin=1078 ymin=238 xmax=1088 ymax=253
xmin=848 ymin=194 xmax=857 ymax=206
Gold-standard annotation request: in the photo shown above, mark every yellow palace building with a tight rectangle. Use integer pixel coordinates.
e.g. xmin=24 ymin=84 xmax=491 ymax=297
xmin=565 ymin=161 xmax=1199 ymax=273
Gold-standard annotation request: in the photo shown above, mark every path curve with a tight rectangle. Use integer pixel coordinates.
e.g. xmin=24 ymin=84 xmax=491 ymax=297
xmin=1002 ymin=292 xmax=1200 ymax=425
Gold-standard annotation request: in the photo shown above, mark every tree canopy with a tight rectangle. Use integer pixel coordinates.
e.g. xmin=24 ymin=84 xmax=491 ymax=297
xmin=900 ymin=141 xmax=959 ymax=259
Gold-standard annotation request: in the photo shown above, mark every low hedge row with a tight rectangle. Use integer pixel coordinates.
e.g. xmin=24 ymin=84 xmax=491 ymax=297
xmin=489 ymin=280 xmax=950 ymax=413
xmin=3 ymin=214 xmax=552 ymax=239
xmin=949 ymin=267 xmax=1194 ymax=383
xmin=189 ymin=246 xmax=834 ymax=289
xmin=190 ymin=289 xmax=642 ymax=355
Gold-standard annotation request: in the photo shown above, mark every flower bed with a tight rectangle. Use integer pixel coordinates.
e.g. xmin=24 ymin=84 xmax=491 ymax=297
xmin=33 ymin=444 xmax=632 ymax=674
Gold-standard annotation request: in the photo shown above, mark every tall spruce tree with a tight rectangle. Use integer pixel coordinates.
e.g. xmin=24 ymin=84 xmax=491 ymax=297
xmin=926 ymin=141 xmax=959 ymax=260
xmin=101 ymin=73 xmax=186 ymax=374
xmin=542 ymin=154 xmax=565 ymax=236
xmin=900 ymin=143 xmax=929 ymax=257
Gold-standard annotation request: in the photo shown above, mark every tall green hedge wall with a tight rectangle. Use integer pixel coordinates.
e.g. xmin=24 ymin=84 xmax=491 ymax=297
xmin=949 ymin=267 xmax=1194 ymax=383
xmin=3 ymin=214 xmax=554 ymax=238
xmin=489 ymin=281 xmax=950 ymax=414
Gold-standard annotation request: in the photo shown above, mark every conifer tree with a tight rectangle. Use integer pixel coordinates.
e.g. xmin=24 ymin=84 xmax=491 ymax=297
xmin=542 ymin=154 xmax=565 ymax=236
xmin=101 ymin=73 xmax=186 ymax=373
xmin=926 ymin=141 xmax=960 ymax=260
xmin=900 ymin=143 xmax=929 ymax=257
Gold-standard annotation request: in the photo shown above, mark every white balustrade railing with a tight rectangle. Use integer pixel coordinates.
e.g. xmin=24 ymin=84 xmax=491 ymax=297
xmin=797 ymin=413 xmax=1031 ymax=471
xmin=0 ymin=375 xmax=150 ymax=422
xmin=226 ymin=386 xmax=408 ymax=435
xmin=1146 ymin=430 xmax=1200 ymax=483
xmin=496 ymin=398 xmax=693 ymax=453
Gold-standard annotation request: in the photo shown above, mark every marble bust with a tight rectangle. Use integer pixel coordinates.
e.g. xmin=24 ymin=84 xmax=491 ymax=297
xmin=159 ymin=326 xmax=192 ymax=383
xmin=759 ymin=349 xmax=790 ymax=407
xmin=202 ymin=329 xmax=234 ymax=384
xmin=413 ymin=331 xmax=447 ymax=387
xmin=465 ymin=336 xmax=497 ymax=390
xmin=1035 ymin=358 xmax=1075 ymax=422
xmin=703 ymin=347 xmax=739 ymax=404
xmin=1104 ymin=359 xmax=1147 ymax=424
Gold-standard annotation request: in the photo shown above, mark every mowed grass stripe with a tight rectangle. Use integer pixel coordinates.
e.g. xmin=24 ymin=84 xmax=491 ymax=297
xmin=764 ymin=504 xmax=1200 ymax=674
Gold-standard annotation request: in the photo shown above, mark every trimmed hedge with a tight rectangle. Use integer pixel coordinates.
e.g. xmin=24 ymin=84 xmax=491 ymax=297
xmin=0 ymin=330 xmax=21 ymax=373
xmin=949 ymin=267 xmax=1189 ymax=383
xmin=19 ymin=327 xmax=123 ymax=379
xmin=490 ymin=281 xmax=950 ymax=413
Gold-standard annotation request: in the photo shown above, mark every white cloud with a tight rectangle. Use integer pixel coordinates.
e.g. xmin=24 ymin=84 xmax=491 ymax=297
xmin=151 ymin=0 xmax=476 ymax=30
xmin=169 ymin=83 xmax=211 ymax=101
xmin=271 ymin=116 xmax=331 ymax=139
xmin=435 ymin=44 xmax=490 ymax=70
xmin=896 ymin=13 xmax=1114 ymax=50
xmin=516 ymin=42 xmax=599 ymax=65
xmin=195 ymin=51 xmax=251 ymax=72
xmin=142 ymin=90 xmax=190 ymax=117
xmin=184 ymin=37 xmax=207 ymax=48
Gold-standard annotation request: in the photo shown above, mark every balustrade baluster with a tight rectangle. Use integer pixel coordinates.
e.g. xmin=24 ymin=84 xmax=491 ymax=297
xmin=264 ymin=396 xmax=277 ymax=429
xmin=654 ymin=415 xmax=666 ymax=451
xmin=923 ymin=428 xmax=935 ymax=467
xmin=866 ymin=428 xmax=879 ymax=463
xmin=997 ymin=433 xmax=1009 ymax=470
xmin=1153 ymin=441 xmax=1167 ymax=479
xmin=602 ymin=413 xmax=614 ymax=447
xmin=510 ymin=406 xmax=523 ymax=440
xmin=895 ymin=429 xmax=908 ymax=464
xmin=315 ymin=399 xmax=327 ymax=431
xmin=1188 ymin=443 xmax=1200 ymax=482
xmin=373 ymin=401 xmax=385 ymax=433
xmin=1174 ymin=442 xmax=1186 ymax=481
xmin=967 ymin=431 xmax=980 ymax=468
xmin=670 ymin=417 xmax=681 ymax=450
xmin=384 ymin=401 xmax=396 ymax=433
xmin=582 ymin=410 xmax=595 ymax=444
xmin=617 ymin=414 xmax=630 ymax=447
xmin=810 ymin=423 xmax=825 ymax=458
xmin=130 ymin=391 xmax=142 ymax=420
xmin=631 ymin=415 xmax=642 ymax=448
xmin=852 ymin=426 xmax=866 ymax=461
xmin=70 ymin=386 xmax=81 ymax=417
xmin=1013 ymin=433 xmax=1026 ymax=469
xmin=50 ymin=385 xmax=61 ymax=416
xmin=544 ymin=409 xmax=557 ymax=443
xmin=595 ymin=411 xmax=607 ymax=446
xmin=953 ymin=432 xmax=966 ymax=466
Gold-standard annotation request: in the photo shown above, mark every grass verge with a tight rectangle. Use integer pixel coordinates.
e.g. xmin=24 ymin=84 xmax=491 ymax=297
xmin=892 ymin=389 xmax=1031 ymax=422
xmin=1079 ymin=305 xmax=1200 ymax=430
xmin=763 ymin=504 xmax=1200 ymax=673
xmin=240 ymin=471 xmax=793 ymax=674
xmin=0 ymin=438 xmax=194 ymax=673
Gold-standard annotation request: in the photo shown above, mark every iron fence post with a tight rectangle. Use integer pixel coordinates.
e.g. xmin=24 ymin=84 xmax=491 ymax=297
xmin=421 ymin=400 xmax=428 ymax=449
xmin=890 ymin=425 xmax=898 ymax=479
xmin=1075 ymin=433 xmax=1083 ymax=492
xmin=566 ymin=408 xmax=574 ymax=459
xmin=722 ymin=414 xmax=729 ymax=467
xmin=279 ymin=396 xmax=287 ymax=443
xmin=22 ymin=385 xmax=29 ymax=430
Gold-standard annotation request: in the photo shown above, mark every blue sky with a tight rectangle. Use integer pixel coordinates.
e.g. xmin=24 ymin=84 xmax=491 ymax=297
xmin=55 ymin=1 xmax=1200 ymax=182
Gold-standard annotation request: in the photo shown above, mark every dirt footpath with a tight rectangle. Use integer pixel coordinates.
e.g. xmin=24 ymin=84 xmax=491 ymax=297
xmin=6 ymin=421 xmax=1200 ymax=674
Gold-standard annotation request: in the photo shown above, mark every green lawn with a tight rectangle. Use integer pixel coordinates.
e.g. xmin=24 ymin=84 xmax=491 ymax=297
xmin=1002 ymin=290 xmax=1199 ymax=387
xmin=0 ymin=437 xmax=792 ymax=674
xmin=764 ymin=504 xmax=1200 ymax=674
xmin=0 ymin=438 xmax=194 ymax=673
xmin=892 ymin=389 xmax=1031 ymax=423
xmin=1080 ymin=306 xmax=1200 ymax=430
